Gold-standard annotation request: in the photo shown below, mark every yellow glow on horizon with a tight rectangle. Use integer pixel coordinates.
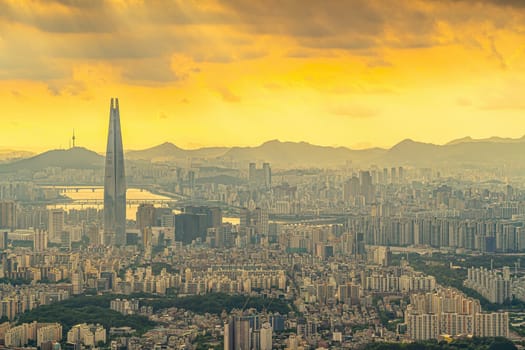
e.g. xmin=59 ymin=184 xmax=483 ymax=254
xmin=1 ymin=0 xmax=525 ymax=153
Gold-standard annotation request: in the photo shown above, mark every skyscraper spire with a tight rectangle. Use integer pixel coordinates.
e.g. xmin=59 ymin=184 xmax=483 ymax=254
xmin=104 ymin=97 xmax=126 ymax=246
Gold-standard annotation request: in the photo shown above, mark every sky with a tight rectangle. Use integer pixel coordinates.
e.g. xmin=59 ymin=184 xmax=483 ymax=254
xmin=1 ymin=0 xmax=525 ymax=152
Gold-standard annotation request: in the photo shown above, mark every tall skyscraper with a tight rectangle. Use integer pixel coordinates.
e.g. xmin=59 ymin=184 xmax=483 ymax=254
xmin=48 ymin=209 xmax=65 ymax=243
xmin=359 ymin=170 xmax=374 ymax=204
xmin=104 ymin=98 xmax=126 ymax=246
xmin=263 ymin=162 xmax=272 ymax=189
xmin=248 ymin=162 xmax=272 ymax=189
xmin=136 ymin=203 xmax=155 ymax=233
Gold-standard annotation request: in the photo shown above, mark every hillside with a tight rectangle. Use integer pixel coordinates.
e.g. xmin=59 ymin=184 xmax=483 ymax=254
xmin=0 ymin=147 xmax=104 ymax=172
xmin=220 ymin=139 xmax=385 ymax=167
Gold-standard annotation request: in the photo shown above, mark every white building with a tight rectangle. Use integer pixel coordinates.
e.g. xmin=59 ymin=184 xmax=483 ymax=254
xmin=67 ymin=323 xmax=106 ymax=347
xmin=37 ymin=323 xmax=62 ymax=347
xmin=260 ymin=322 xmax=272 ymax=350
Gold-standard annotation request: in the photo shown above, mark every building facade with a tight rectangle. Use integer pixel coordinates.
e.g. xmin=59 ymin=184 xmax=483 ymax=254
xmin=104 ymin=98 xmax=126 ymax=246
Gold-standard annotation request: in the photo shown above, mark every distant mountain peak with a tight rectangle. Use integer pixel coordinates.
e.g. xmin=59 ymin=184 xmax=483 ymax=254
xmin=446 ymin=135 xmax=525 ymax=145
xmin=259 ymin=139 xmax=283 ymax=147
xmin=446 ymin=136 xmax=473 ymax=145
xmin=391 ymin=138 xmax=421 ymax=149
xmin=126 ymin=141 xmax=230 ymax=161
xmin=155 ymin=142 xmax=181 ymax=149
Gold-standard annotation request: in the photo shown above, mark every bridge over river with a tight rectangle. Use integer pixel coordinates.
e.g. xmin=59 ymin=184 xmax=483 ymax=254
xmin=54 ymin=198 xmax=178 ymax=207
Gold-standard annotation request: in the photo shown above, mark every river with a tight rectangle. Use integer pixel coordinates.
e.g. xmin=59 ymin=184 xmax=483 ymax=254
xmin=45 ymin=186 xmax=240 ymax=224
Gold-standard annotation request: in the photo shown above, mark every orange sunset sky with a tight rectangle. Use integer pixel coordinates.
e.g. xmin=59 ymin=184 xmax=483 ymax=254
xmin=1 ymin=0 xmax=525 ymax=152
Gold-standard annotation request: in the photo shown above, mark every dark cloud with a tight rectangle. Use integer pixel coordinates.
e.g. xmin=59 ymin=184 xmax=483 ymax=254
xmin=120 ymin=56 xmax=200 ymax=84
xmin=194 ymin=53 xmax=234 ymax=63
xmin=0 ymin=0 xmax=523 ymax=84
xmin=220 ymin=0 xmax=384 ymax=38
xmin=444 ymin=0 xmax=525 ymax=7
xmin=0 ymin=0 xmax=233 ymax=33
xmin=219 ymin=0 xmax=439 ymax=50
xmin=366 ymin=58 xmax=392 ymax=68
xmin=239 ymin=50 xmax=267 ymax=60
xmin=299 ymin=36 xmax=379 ymax=51
xmin=121 ymin=58 xmax=180 ymax=83
xmin=488 ymin=36 xmax=507 ymax=69
xmin=0 ymin=54 xmax=68 ymax=81
xmin=49 ymin=0 xmax=106 ymax=9
xmin=50 ymin=32 xmax=182 ymax=60
xmin=46 ymin=79 xmax=87 ymax=96
xmin=0 ymin=0 xmax=115 ymax=33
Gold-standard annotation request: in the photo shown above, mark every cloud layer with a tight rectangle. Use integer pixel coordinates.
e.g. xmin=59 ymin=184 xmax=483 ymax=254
xmin=1 ymin=0 xmax=525 ymax=151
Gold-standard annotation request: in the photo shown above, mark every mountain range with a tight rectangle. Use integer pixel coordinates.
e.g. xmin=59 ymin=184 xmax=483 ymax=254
xmin=126 ymin=142 xmax=229 ymax=162
xmin=126 ymin=136 xmax=525 ymax=167
xmin=2 ymin=135 xmax=525 ymax=171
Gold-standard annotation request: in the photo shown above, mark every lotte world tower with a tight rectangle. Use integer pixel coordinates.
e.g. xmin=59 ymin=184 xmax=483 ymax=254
xmin=104 ymin=98 xmax=126 ymax=246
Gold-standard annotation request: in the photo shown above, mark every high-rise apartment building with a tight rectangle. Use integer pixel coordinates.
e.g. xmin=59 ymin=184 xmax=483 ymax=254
xmin=260 ymin=322 xmax=272 ymax=350
xmin=34 ymin=228 xmax=48 ymax=252
xmin=263 ymin=163 xmax=271 ymax=189
xmin=37 ymin=324 xmax=62 ymax=348
xmin=240 ymin=207 xmax=269 ymax=236
xmin=0 ymin=231 xmax=8 ymax=250
xmin=359 ymin=171 xmax=374 ymax=204
xmin=104 ymin=98 xmax=126 ymax=246
xmin=248 ymin=162 xmax=272 ymax=189
xmin=48 ymin=209 xmax=64 ymax=243
xmin=136 ymin=203 xmax=155 ymax=233
xmin=406 ymin=288 xmax=508 ymax=340
xmin=0 ymin=201 xmax=16 ymax=230
xmin=225 ymin=315 xmax=262 ymax=350
xmin=474 ymin=312 xmax=509 ymax=338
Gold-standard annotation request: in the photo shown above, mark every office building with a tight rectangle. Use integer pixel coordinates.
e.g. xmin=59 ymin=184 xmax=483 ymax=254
xmin=185 ymin=206 xmax=222 ymax=228
xmin=175 ymin=213 xmax=208 ymax=244
xmin=136 ymin=203 xmax=155 ymax=237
